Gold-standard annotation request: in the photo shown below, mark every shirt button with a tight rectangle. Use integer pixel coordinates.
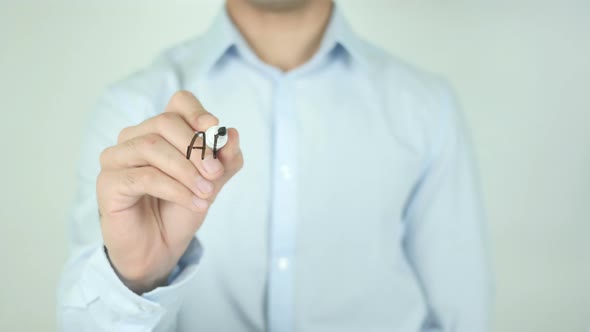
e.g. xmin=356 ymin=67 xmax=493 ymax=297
xmin=277 ymin=257 xmax=289 ymax=271
xmin=280 ymin=165 xmax=293 ymax=180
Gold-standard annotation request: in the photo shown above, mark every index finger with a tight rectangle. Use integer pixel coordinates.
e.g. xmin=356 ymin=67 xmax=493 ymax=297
xmin=165 ymin=90 xmax=219 ymax=132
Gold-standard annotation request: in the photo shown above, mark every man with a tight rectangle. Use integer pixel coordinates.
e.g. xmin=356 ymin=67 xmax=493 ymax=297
xmin=57 ymin=0 xmax=492 ymax=331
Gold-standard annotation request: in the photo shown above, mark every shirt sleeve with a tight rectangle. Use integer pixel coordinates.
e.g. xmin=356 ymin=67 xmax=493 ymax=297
xmin=402 ymin=80 xmax=494 ymax=332
xmin=56 ymin=85 xmax=200 ymax=331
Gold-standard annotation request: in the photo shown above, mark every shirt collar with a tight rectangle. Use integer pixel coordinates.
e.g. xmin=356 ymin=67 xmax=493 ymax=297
xmin=192 ymin=2 xmax=367 ymax=77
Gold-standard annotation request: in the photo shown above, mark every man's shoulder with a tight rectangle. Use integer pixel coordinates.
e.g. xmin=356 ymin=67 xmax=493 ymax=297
xmin=98 ymin=35 xmax=208 ymax=116
xmin=352 ymin=38 xmax=460 ymax=157
xmin=106 ymin=36 xmax=202 ymax=95
xmin=354 ymin=37 xmax=449 ymax=99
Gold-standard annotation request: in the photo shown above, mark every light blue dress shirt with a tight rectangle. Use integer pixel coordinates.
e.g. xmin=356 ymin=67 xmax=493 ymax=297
xmin=58 ymin=4 xmax=492 ymax=332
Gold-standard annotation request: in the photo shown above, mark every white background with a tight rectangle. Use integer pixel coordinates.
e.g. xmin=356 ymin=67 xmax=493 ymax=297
xmin=0 ymin=0 xmax=589 ymax=331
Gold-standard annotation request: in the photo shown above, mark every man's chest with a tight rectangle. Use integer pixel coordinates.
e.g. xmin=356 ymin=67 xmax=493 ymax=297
xmin=193 ymin=70 xmax=424 ymax=267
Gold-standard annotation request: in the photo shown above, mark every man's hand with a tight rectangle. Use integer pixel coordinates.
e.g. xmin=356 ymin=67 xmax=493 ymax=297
xmin=96 ymin=91 xmax=243 ymax=294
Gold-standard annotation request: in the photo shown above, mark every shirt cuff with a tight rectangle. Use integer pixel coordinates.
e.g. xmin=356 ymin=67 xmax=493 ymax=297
xmin=80 ymin=236 xmax=203 ymax=328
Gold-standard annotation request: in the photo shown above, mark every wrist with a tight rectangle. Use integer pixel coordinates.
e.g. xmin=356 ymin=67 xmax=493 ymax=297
xmin=103 ymin=245 xmax=171 ymax=294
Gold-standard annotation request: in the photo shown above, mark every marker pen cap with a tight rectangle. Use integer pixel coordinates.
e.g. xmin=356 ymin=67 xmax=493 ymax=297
xmin=205 ymin=125 xmax=228 ymax=150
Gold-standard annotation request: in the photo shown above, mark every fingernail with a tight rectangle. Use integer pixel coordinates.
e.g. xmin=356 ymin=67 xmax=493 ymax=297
xmin=196 ymin=176 xmax=213 ymax=194
xmin=203 ymin=156 xmax=222 ymax=174
xmin=192 ymin=196 xmax=209 ymax=210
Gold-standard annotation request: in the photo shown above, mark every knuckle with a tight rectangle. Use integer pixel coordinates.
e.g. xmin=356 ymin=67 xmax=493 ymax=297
xmin=121 ymin=170 xmax=138 ymax=189
xmin=96 ymin=172 xmax=114 ymax=210
xmin=120 ymin=168 xmax=153 ymax=193
xmin=189 ymin=112 xmax=201 ymax=128
xmin=96 ymin=171 xmax=108 ymax=192
xmin=139 ymin=167 xmax=157 ymax=184
xmin=117 ymin=126 xmax=132 ymax=143
xmin=99 ymin=147 xmax=111 ymax=167
xmin=135 ymin=133 xmax=162 ymax=152
xmin=124 ymin=138 xmax=137 ymax=153
xmin=170 ymin=90 xmax=195 ymax=105
xmin=155 ymin=112 xmax=177 ymax=131
xmin=191 ymin=112 xmax=218 ymax=130
xmin=203 ymin=113 xmax=219 ymax=125
xmin=208 ymin=113 xmax=220 ymax=124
